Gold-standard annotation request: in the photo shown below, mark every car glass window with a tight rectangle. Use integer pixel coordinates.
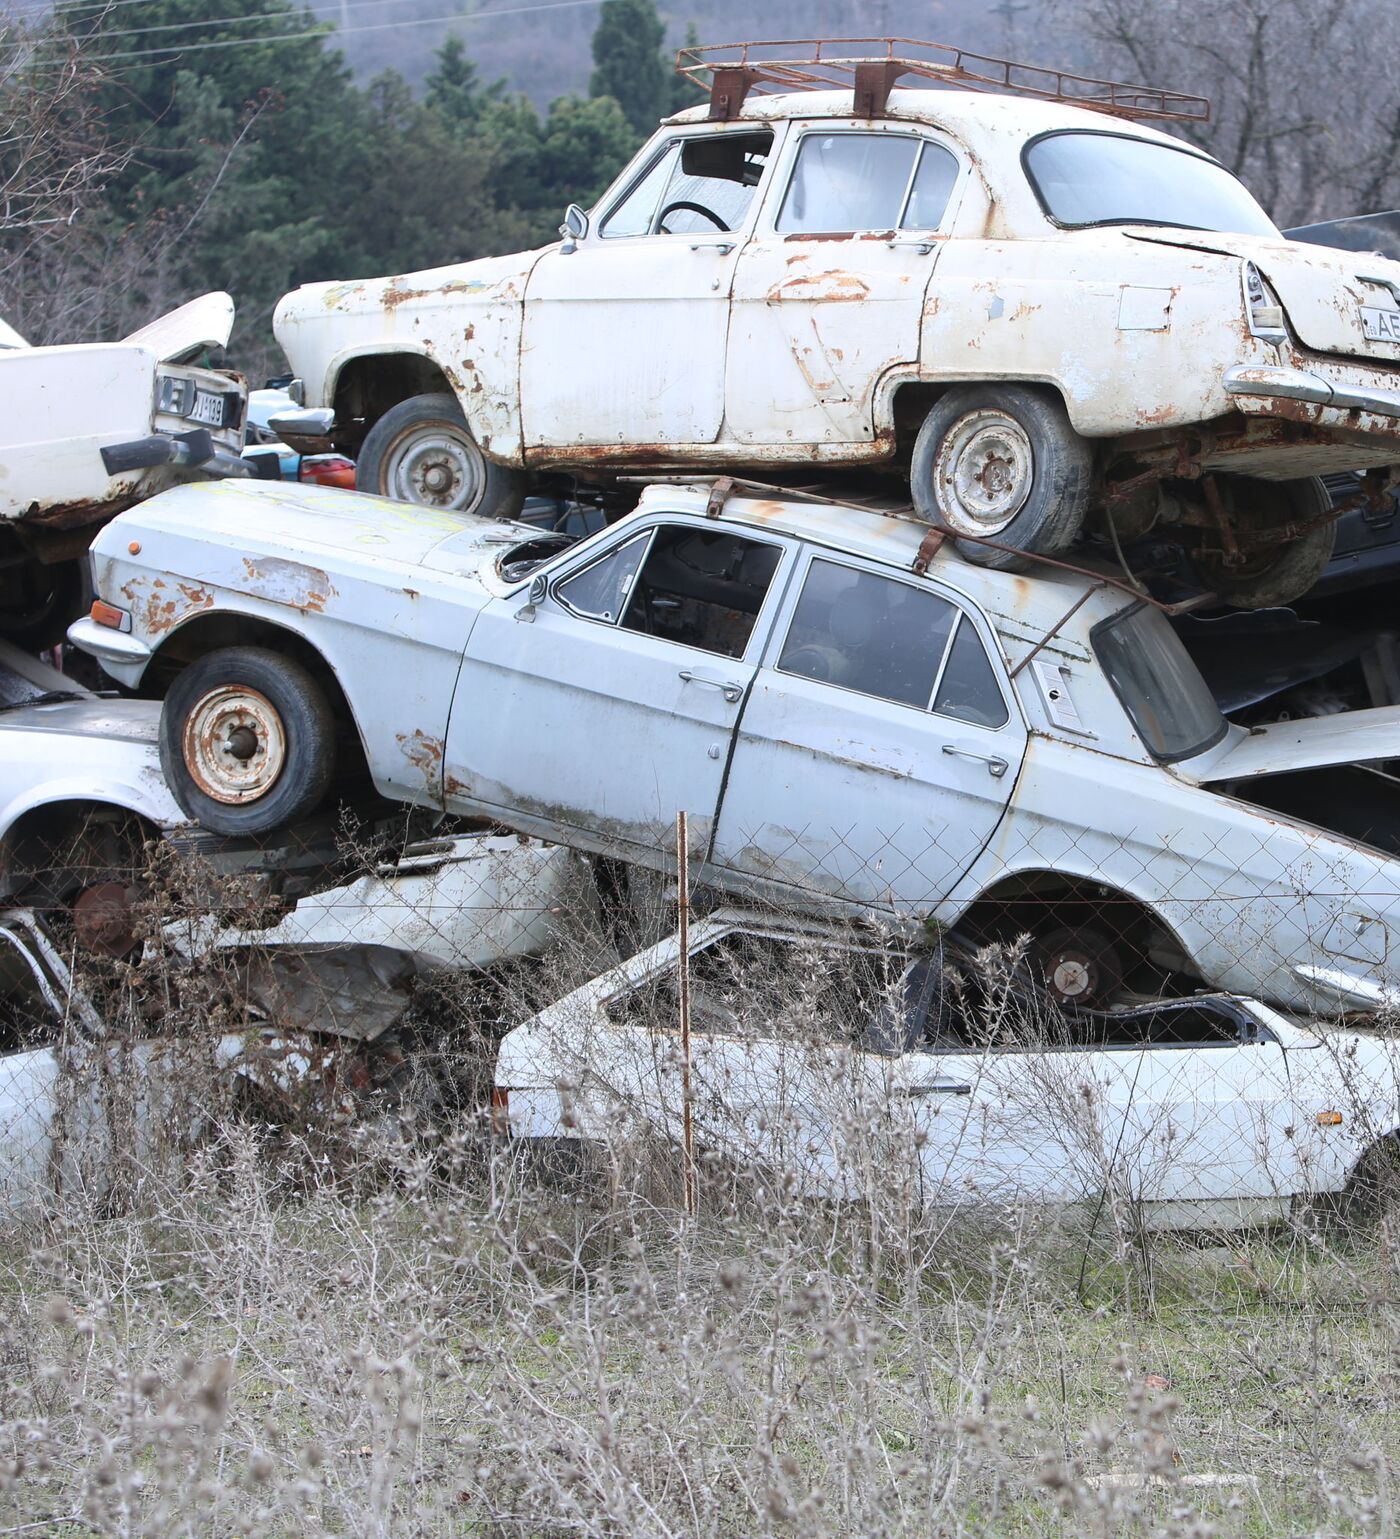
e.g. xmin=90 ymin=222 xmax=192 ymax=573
xmin=620 ymin=526 xmax=781 ymax=658
xmin=1024 ymin=132 xmax=1278 ymax=237
xmin=601 ymin=145 xmax=679 ymax=237
xmin=778 ymin=133 xmax=919 ymax=233
xmin=902 ymin=142 xmax=960 ymax=228
xmin=603 ymin=132 xmax=773 ymax=238
xmin=556 ymin=531 xmax=651 ymax=622
xmin=604 ymin=931 xmax=911 ymax=1042
xmin=932 ymin=618 xmax=1009 ymax=728
xmin=1092 ymin=601 xmax=1226 ymax=762
xmin=778 ymin=558 xmax=956 ymax=708
xmin=0 ymin=931 xmax=59 ymax=1054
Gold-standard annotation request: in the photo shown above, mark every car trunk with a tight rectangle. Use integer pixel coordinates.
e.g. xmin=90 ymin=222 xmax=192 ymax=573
xmin=1126 ymin=228 xmax=1400 ymax=363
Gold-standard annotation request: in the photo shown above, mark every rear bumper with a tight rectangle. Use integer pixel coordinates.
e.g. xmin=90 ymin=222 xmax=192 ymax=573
xmin=99 ymin=430 xmax=252 ymax=478
xmin=66 ymin=616 xmax=153 ymax=688
xmin=1225 ymin=364 xmax=1400 ymax=419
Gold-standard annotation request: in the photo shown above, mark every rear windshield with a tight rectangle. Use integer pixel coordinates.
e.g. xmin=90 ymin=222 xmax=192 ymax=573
xmin=1024 ymin=131 xmax=1278 ymax=237
xmin=1092 ymin=602 xmax=1226 ymax=763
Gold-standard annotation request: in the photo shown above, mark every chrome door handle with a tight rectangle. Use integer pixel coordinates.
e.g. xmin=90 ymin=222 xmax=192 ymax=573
xmin=942 ymin=744 xmax=1008 ymax=778
xmin=679 ymin=670 xmax=743 ymax=703
xmin=886 ymin=237 xmax=936 ymax=253
xmin=905 ymin=1079 xmax=972 ymax=1096
xmin=690 ymin=241 xmax=735 ymax=255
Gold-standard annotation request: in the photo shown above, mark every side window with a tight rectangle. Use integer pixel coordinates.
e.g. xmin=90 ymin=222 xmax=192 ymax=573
xmin=778 ymin=559 xmax=956 ymax=708
xmin=620 ymin=526 xmax=782 ymax=658
xmin=932 ymin=619 xmax=1010 ymax=728
xmin=0 ymin=931 xmax=60 ymax=1054
xmin=776 ymin=134 xmax=959 ymax=234
xmin=602 ymin=131 xmax=773 ymax=238
xmin=556 ymin=531 xmax=650 ymax=622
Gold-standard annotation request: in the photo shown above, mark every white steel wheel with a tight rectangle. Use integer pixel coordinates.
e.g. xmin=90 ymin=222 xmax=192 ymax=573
xmin=182 ymin=683 xmax=287 ymax=804
xmin=356 ymin=392 xmax=526 ymax=519
xmin=931 ymin=409 xmax=1035 ymax=537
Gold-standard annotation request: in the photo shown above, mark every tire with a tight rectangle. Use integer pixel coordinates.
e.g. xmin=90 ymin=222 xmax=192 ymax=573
xmin=0 ymin=556 xmax=86 ymax=653
xmin=910 ymin=385 xmax=1092 ymax=570
xmin=1194 ymin=475 xmax=1335 ymax=609
xmin=159 ymin=647 xmax=336 ymax=837
xmin=357 ymin=392 xmax=526 ymax=519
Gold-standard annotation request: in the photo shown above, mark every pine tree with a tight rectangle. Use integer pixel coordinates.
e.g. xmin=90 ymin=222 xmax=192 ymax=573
xmin=589 ymin=0 xmax=669 ymax=137
xmin=425 ymin=36 xmax=503 ymax=131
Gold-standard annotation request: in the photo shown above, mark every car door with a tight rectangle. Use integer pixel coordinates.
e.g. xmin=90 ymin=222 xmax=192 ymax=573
xmin=725 ymin=125 xmax=964 ymax=447
xmin=709 ymin=550 xmax=1026 ymax=914
xmin=519 ymin=127 xmax=777 ymax=452
xmin=443 ymin=516 xmax=792 ymax=865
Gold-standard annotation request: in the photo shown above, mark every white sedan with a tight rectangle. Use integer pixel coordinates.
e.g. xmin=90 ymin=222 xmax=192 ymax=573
xmin=497 ymin=909 xmax=1400 ymax=1231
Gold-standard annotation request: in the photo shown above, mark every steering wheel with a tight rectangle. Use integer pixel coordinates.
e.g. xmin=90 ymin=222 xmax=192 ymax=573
xmin=656 ymin=199 xmax=728 ymax=234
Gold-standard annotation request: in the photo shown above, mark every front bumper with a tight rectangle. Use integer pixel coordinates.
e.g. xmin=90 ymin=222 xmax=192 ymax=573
xmin=66 ymin=616 xmax=154 ymax=688
xmin=1225 ymin=364 xmax=1400 ymax=418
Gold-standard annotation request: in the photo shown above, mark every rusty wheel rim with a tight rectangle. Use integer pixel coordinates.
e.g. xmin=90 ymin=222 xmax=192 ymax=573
xmin=182 ymin=684 xmax=286 ymax=804
xmin=382 ymin=421 xmax=485 ymax=512
xmin=933 ymin=410 xmax=1034 ymax=536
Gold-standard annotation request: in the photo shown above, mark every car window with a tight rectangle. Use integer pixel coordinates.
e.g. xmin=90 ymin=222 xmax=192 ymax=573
xmin=604 ymin=930 xmax=915 ymax=1042
xmin=1092 ymin=601 xmax=1226 ymax=762
xmin=619 ymin=526 xmax=782 ymax=658
xmin=777 ymin=558 xmax=1007 ymax=726
xmin=556 ymin=531 xmax=651 ymax=622
xmin=602 ymin=131 xmax=773 ymax=238
xmin=777 ymin=133 xmax=958 ymax=234
xmin=0 ymin=930 xmax=59 ymax=1054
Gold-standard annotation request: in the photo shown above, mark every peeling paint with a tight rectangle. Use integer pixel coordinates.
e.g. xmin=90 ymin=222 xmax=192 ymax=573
xmin=241 ymin=556 xmax=336 ymax=613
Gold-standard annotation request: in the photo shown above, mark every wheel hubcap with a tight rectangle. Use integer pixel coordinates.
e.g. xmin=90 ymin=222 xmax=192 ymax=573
xmin=932 ymin=410 xmax=1035 ymax=536
xmin=183 ymin=685 xmax=286 ymax=804
xmin=1050 ymin=952 xmax=1095 ymax=1002
xmin=382 ymin=422 xmax=485 ymax=511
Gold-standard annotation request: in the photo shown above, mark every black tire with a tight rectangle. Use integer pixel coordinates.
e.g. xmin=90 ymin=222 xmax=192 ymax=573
xmin=0 ymin=556 xmax=86 ymax=653
xmin=910 ymin=385 xmax=1092 ymax=570
xmin=357 ymin=392 xmax=526 ymax=519
xmin=159 ymin=647 xmax=336 ymax=837
xmin=1194 ymin=475 xmax=1336 ymax=609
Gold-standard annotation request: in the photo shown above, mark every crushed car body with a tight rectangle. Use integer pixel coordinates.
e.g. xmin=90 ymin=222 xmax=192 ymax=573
xmin=496 ymin=908 xmax=1400 ymax=1232
xmin=273 ymin=38 xmax=1400 ymax=604
xmin=0 ymin=293 xmax=249 ymax=650
xmin=68 ymin=475 xmax=1400 ymax=1014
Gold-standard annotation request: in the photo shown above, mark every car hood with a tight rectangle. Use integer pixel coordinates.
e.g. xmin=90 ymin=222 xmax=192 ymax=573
xmin=276 ymin=248 xmax=541 ymax=327
xmin=126 ymin=480 xmax=523 ymax=574
xmin=1125 ymin=227 xmax=1400 ymax=362
xmin=0 ymin=697 xmax=161 ymax=741
xmin=1193 ymin=704 xmax=1400 ymax=782
xmin=121 ymin=292 xmax=235 ymax=363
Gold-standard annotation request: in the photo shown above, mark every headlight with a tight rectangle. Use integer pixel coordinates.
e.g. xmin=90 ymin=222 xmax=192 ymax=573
xmin=1243 ymin=261 xmax=1287 ymax=342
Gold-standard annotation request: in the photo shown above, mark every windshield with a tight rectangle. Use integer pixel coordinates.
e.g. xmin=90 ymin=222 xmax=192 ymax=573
xmin=1092 ymin=602 xmax=1227 ymax=763
xmin=1024 ymin=132 xmax=1278 ymax=237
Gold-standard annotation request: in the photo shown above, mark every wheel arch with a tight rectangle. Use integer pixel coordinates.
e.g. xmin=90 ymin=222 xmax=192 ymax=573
xmin=144 ymin=611 xmax=372 ymax=786
xmin=0 ymin=797 xmax=164 ymax=903
xmin=328 ymin=350 xmax=499 ymax=462
xmin=886 ymin=375 xmax=1081 ymax=456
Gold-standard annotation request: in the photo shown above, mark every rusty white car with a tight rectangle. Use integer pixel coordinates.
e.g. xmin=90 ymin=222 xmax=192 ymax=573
xmin=272 ymin=39 xmax=1400 ymax=607
xmin=496 ymin=909 xmax=1400 ymax=1232
xmin=1 ymin=294 xmax=248 ymax=650
xmin=68 ymin=475 xmax=1400 ymax=1014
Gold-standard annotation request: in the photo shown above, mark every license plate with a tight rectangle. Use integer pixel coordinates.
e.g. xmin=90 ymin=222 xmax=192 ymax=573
xmin=189 ymin=388 xmax=227 ymax=426
xmin=1361 ymin=304 xmax=1400 ymax=344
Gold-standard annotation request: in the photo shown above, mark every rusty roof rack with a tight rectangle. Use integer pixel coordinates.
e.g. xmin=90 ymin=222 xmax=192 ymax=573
xmin=676 ymin=38 xmax=1210 ymax=125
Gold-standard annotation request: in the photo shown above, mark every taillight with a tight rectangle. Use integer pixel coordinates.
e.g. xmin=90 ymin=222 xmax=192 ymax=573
xmin=1243 ymin=261 xmax=1286 ymax=342
xmin=490 ymin=1087 xmax=510 ymax=1136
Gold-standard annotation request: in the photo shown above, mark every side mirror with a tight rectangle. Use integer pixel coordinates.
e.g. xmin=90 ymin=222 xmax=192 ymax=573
xmin=516 ymin=572 xmax=548 ymax=623
xmin=558 ymin=203 xmax=588 ymax=255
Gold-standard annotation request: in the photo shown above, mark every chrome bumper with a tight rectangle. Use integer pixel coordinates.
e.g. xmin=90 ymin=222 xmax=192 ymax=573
xmin=66 ymin=616 xmax=154 ymax=687
xmin=1225 ymin=364 xmax=1400 ymax=418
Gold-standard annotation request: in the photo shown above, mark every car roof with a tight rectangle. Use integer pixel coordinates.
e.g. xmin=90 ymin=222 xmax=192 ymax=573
xmin=663 ymin=87 xmax=1209 ymax=159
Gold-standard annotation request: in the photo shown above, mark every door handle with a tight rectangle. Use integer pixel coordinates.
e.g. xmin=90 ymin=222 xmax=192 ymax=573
xmin=690 ymin=241 xmax=735 ymax=255
xmin=942 ymin=744 xmax=1008 ymax=778
xmin=679 ymin=669 xmax=743 ymax=703
xmin=904 ymin=1079 xmax=972 ymax=1096
xmin=886 ymin=237 xmax=936 ymax=253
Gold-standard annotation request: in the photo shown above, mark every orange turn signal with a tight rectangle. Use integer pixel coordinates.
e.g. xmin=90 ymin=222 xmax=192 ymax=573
xmin=90 ymin=599 xmax=130 ymax=632
xmin=1316 ymin=1110 xmax=1344 ymax=1127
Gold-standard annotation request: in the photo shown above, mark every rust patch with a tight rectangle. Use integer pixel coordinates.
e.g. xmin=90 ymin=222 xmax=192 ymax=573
xmin=766 ymin=272 xmax=871 ymax=304
xmin=463 ymin=323 xmax=475 ymax=342
xmin=140 ymin=576 xmax=214 ymax=637
xmin=241 ymin=556 xmax=336 ymax=612
xmin=443 ymin=772 xmax=470 ymax=799
xmin=397 ymin=729 xmax=444 ymax=784
xmin=382 ymin=278 xmax=481 ymax=310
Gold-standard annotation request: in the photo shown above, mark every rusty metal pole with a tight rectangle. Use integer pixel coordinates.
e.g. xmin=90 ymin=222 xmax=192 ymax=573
xmin=676 ymin=810 xmax=697 ymax=1219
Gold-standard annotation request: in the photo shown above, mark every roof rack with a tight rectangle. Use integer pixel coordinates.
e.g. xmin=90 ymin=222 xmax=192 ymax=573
xmin=675 ymin=38 xmax=1210 ymax=126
